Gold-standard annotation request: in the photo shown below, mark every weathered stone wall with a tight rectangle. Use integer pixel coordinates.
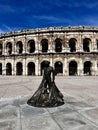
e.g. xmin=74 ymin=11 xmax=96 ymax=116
xmin=0 ymin=26 xmax=98 ymax=76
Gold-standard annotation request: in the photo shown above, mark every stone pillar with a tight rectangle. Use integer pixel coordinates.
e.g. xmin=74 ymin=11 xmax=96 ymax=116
xmin=4 ymin=41 xmax=7 ymax=55
xmin=49 ymin=37 xmax=53 ymax=53
xmin=12 ymin=40 xmax=14 ymax=54
xmin=22 ymin=39 xmax=26 ymax=54
xmin=38 ymin=40 xmax=41 ymax=53
xmin=14 ymin=62 xmax=16 ymax=75
xmin=2 ymin=41 xmax=5 ymax=55
xmin=78 ymin=59 xmax=83 ymax=76
xmin=23 ymin=58 xmax=26 ymax=75
xmin=91 ymin=37 xmax=97 ymax=52
xmin=35 ymin=38 xmax=38 ymax=53
xmin=48 ymin=42 xmax=51 ymax=53
xmin=77 ymin=34 xmax=83 ymax=52
xmin=35 ymin=59 xmax=39 ymax=75
xmin=38 ymin=61 xmax=41 ymax=76
xmin=2 ymin=60 xmax=6 ymax=75
xmin=63 ymin=57 xmax=68 ymax=75
xmin=92 ymin=60 xmax=97 ymax=76
xmin=12 ymin=59 xmax=15 ymax=75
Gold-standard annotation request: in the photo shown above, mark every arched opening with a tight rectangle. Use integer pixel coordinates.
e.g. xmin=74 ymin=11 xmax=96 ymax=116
xmin=16 ymin=41 xmax=23 ymax=54
xmin=55 ymin=38 xmax=62 ymax=52
xmin=6 ymin=42 xmax=12 ymax=54
xmin=28 ymin=40 xmax=35 ymax=53
xmin=0 ymin=44 xmax=2 ymax=55
xmin=69 ymin=38 xmax=76 ymax=52
xmin=41 ymin=61 xmax=49 ymax=75
xmin=6 ymin=63 xmax=12 ymax=75
xmin=69 ymin=61 xmax=77 ymax=75
xmin=96 ymin=40 xmax=98 ymax=50
xmin=0 ymin=63 xmax=2 ymax=75
xmin=54 ymin=61 xmax=63 ymax=75
xmin=84 ymin=61 xmax=92 ymax=75
xmin=83 ymin=38 xmax=91 ymax=52
xmin=41 ymin=39 xmax=48 ymax=52
xmin=28 ymin=62 xmax=35 ymax=75
xmin=16 ymin=62 xmax=23 ymax=75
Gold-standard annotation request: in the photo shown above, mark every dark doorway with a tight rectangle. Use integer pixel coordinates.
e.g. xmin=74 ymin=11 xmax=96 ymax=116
xmin=16 ymin=62 xmax=23 ymax=75
xmin=28 ymin=62 xmax=35 ymax=75
xmin=0 ymin=63 xmax=2 ymax=75
xmin=69 ymin=61 xmax=77 ymax=75
xmin=69 ymin=38 xmax=76 ymax=52
xmin=84 ymin=61 xmax=92 ymax=75
xmin=28 ymin=40 xmax=35 ymax=53
xmin=0 ymin=44 xmax=2 ymax=55
xmin=83 ymin=38 xmax=90 ymax=52
xmin=55 ymin=38 xmax=62 ymax=52
xmin=16 ymin=41 xmax=23 ymax=54
xmin=41 ymin=61 xmax=49 ymax=75
xmin=6 ymin=42 xmax=12 ymax=54
xmin=55 ymin=61 xmax=63 ymax=75
xmin=6 ymin=63 xmax=12 ymax=75
xmin=96 ymin=40 xmax=98 ymax=50
xmin=41 ymin=39 xmax=48 ymax=52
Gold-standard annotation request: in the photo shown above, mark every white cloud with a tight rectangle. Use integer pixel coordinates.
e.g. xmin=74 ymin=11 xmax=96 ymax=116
xmin=32 ymin=15 xmax=71 ymax=23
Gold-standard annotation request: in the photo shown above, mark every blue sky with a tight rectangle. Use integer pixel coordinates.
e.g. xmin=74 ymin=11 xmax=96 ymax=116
xmin=0 ymin=0 xmax=98 ymax=33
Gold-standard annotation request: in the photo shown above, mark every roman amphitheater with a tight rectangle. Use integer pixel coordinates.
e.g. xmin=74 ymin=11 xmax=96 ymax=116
xmin=0 ymin=26 xmax=98 ymax=76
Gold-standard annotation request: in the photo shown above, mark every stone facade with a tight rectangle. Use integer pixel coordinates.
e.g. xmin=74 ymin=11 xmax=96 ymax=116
xmin=0 ymin=26 xmax=98 ymax=76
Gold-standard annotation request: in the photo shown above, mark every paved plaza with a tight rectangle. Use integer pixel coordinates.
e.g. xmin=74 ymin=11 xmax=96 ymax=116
xmin=0 ymin=76 xmax=98 ymax=130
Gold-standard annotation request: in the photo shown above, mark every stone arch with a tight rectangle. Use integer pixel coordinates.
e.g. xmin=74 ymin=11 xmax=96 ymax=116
xmin=55 ymin=38 xmax=62 ymax=52
xmin=41 ymin=39 xmax=48 ymax=52
xmin=69 ymin=61 xmax=77 ymax=75
xmin=84 ymin=61 xmax=92 ymax=75
xmin=83 ymin=38 xmax=91 ymax=52
xmin=16 ymin=41 xmax=23 ymax=54
xmin=6 ymin=63 xmax=12 ymax=75
xmin=28 ymin=40 xmax=35 ymax=53
xmin=16 ymin=62 xmax=23 ymax=75
xmin=54 ymin=61 xmax=63 ymax=75
xmin=0 ymin=63 xmax=2 ymax=75
xmin=27 ymin=62 xmax=35 ymax=75
xmin=40 ymin=60 xmax=49 ymax=75
xmin=6 ymin=42 xmax=12 ymax=54
xmin=0 ymin=43 xmax=2 ymax=55
xmin=69 ymin=38 xmax=76 ymax=52
xmin=96 ymin=39 xmax=98 ymax=50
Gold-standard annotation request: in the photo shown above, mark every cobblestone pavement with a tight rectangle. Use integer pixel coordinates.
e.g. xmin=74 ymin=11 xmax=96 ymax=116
xmin=0 ymin=76 xmax=98 ymax=130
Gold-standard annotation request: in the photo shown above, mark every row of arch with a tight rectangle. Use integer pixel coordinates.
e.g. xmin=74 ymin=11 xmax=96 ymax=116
xmin=0 ymin=61 xmax=92 ymax=76
xmin=0 ymin=38 xmax=98 ymax=55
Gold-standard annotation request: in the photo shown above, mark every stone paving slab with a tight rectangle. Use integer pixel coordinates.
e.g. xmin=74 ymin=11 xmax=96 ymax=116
xmin=0 ymin=76 xmax=98 ymax=129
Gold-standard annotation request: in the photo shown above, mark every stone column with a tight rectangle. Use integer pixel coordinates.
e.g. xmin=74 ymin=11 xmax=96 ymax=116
xmin=35 ymin=38 xmax=38 ymax=53
xmin=23 ymin=58 xmax=26 ymax=75
xmin=92 ymin=60 xmax=97 ymax=76
xmin=35 ymin=59 xmax=39 ymax=75
xmin=48 ymin=41 xmax=51 ymax=53
xmin=78 ymin=59 xmax=83 ymax=76
xmin=91 ymin=37 xmax=97 ymax=52
xmin=12 ymin=40 xmax=14 ymax=54
xmin=38 ymin=61 xmax=41 ymax=76
xmin=38 ymin=40 xmax=41 ymax=53
xmin=77 ymin=34 xmax=83 ymax=52
xmin=14 ymin=62 xmax=16 ymax=75
xmin=4 ymin=41 xmax=7 ymax=55
xmin=22 ymin=39 xmax=26 ymax=54
xmin=63 ymin=57 xmax=68 ymax=75
xmin=12 ymin=59 xmax=15 ymax=75
xmin=2 ymin=41 xmax=5 ymax=55
xmin=2 ymin=60 xmax=6 ymax=75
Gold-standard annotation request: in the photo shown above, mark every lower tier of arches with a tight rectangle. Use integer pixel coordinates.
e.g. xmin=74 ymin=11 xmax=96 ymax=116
xmin=0 ymin=56 xmax=98 ymax=76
